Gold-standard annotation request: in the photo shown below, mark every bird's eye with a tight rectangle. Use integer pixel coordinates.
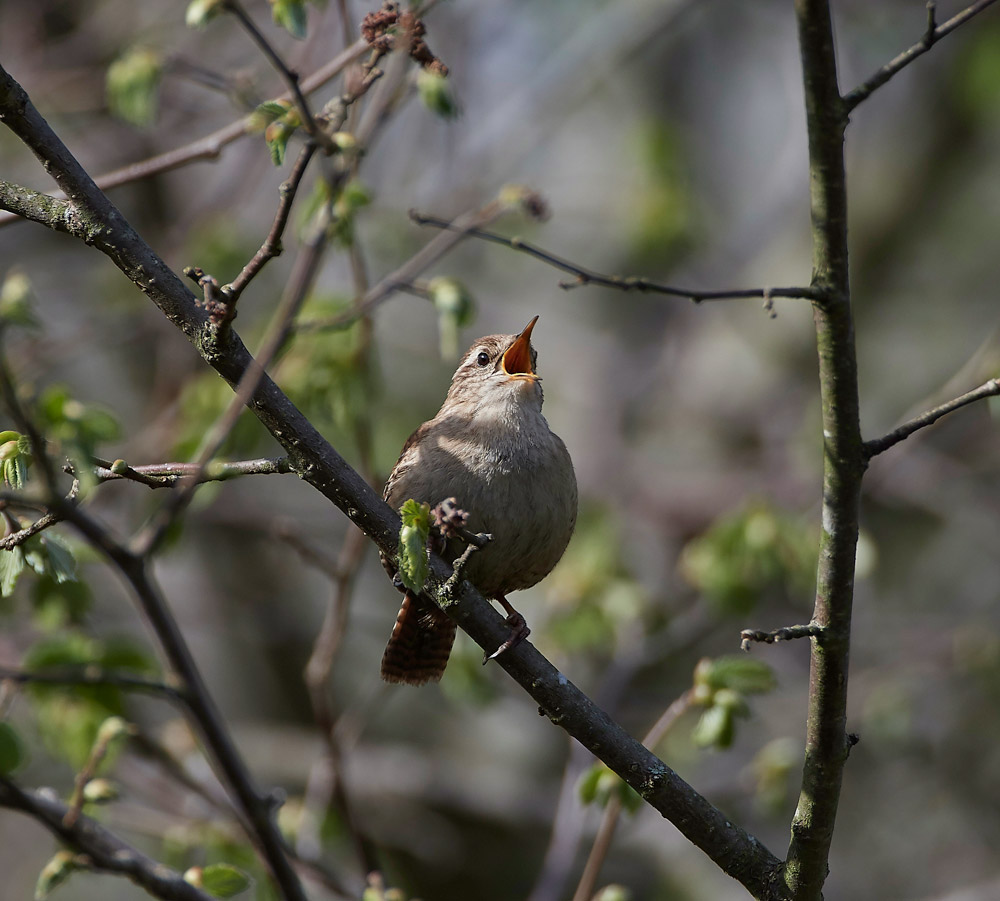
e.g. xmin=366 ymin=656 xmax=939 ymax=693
xmin=476 ymin=351 xmax=490 ymax=366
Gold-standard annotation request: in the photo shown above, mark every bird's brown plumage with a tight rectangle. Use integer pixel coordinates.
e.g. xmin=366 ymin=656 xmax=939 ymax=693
xmin=380 ymin=319 xmax=577 ymax=685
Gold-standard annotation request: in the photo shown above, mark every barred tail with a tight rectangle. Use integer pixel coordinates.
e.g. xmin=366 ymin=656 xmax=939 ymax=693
xmin=380 ymin=592 xmax=457 ymax=685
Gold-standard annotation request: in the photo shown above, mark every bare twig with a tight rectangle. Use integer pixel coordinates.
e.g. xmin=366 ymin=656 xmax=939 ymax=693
xmin=224 ymin=0 xmax=330 ymax=149
xmin=409 ymin=210 xmax=821 ymax=304
xmin=58 ymin=504 xmax=308 ymax=901
xmin=295 ymin=200 xmax=514 ymax=333
xmin=0 ymin=508 xmax=63 ymax=549
xmin=843 ymin=0 xmax=1000 ymax=112
xmin=740 ymin=624 xmax=825 ymax=652
xmin=0 ymin=39 xmax=371 ymax=229
xmin=88 ymin=456 xmax=292 ymax=489
xmin=0 ymin=666 xmax=184 ymax=702
xmin=863 ymin=378 xmax=1000 ymax=460
xmin=223 ymin=142 xmax=318 ymax=304
xmin=0 ymin=776 xmax=214 ymax=901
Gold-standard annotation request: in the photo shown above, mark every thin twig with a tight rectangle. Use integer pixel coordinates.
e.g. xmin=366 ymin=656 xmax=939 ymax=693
xmin=0 ymin=508 xmax=63 ymax=548
xmin=224 ymin=0 xmax=330 ymax=149
xmin=89 ymin=456 xmax=292 ymax=489
xmin=863 ymin=377 xmax=1000 ymax=459
xmin=58 ymin=505 xmax=308 ymax=901
xmin=0 ymin=776 xmax=214 ymax=901
xmin=843 ymin=0 xmax=1000 ymax=112
xmin=295 ymin=200 xmax=512 ymax=332
xmin=0 ymin=666 xmax=185 ymax=702
xmin=0 ymin=39 xmax=370 ymax=229
xmin=224 ymin=142 xmax=318 ymax=303
xmin=740 ymin=624 xmax=824 ymax=652
xmin=409 ymin=211 xmax=821 ymax=304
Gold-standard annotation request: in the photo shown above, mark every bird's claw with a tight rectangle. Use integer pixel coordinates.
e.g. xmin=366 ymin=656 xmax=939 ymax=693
xmin=483 ymin=613 xmax=531 ymax=664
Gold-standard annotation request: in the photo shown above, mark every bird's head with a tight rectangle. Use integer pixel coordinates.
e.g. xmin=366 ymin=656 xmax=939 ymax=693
xmin=444 ymin=316 xmax=543 ymax=413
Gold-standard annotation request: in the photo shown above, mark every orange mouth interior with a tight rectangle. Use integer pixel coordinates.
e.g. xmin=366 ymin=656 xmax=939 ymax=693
xmin=501 ymin=316 xmax=538 ymax=377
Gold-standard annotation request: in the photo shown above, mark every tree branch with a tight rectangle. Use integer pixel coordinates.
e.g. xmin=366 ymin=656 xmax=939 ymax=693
xmin=740 ymin=624 xmax=825 ymax=653
xmin=56 ymin=504 xmax=307 ymax=901
xmin=223 ymin=0 xmax=330 ymax=149
xmin=223 ymin=142 xmax=318 ymax=304
xmin=843 ymin=0 xmax=1000 ymax=112
xmin=88 ymin=456 xmax=292 ymax=489
xmin=0 ymin=776 xmax=214 ymax=901
xmin=0 ymin=37 xmax=370 ymax=229
xmin=296 ymin=199 xmax=513 ymax=333
xmin=409 ymin=209 xmax=822 ymax=305
xmin=786 ymin=3 xmax=863 ymax=899
xmin=863 ymin=377 xmax=1000 ymax=459
xmin=0 ymin=665 xmax=185 ymax=702
xmin=0 ymin=59 xmax=790 ymax=899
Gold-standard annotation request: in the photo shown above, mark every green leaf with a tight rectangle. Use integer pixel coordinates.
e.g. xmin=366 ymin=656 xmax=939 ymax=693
xmin=35 ymin=851 xmax=78 ymax=901
xmin=692 ymin=704 xmax=735 ymax=749
xmin=680 ymin=500 xmax=817 ymax=616
xmin=186 ymin=0 xmax=227 ymax=27
xmin=576 ymin=761 xmax=603 ymax=805
xmin=0 ymin=722 xmax=26 ymax=775
xmin=265 ymin=121 xmax=294 ymax=166
xmin=397 ymin=500 xmax=431 ymax=593
xmin=0 ymin=547 xmax=26 ymax=597
xmin=247 ymin=100 xmax=293 ymax=133
xmin=23 ymin=632 xmax=100 ymax=671
xmin=429 ymin=277 xmax=476 ymax=360
xmin=270 ymin=0 xmax=308 ymax=39
xmin=0 ymin=269 xmax=39 ymax=328
xmin=106 ymin=47 xmax=163 ymax=127
xmin=200 ymin=863 xmax=252 ymax=898
xmin=82 ymin=777 xmax=119 ymax=804
xmin=417 ymin=69 xmax=459 ymax=119
xmin=31 ymin=576 xmax=93 ymax=630
xmin=694 ymin=655 xmax=776 ymax=696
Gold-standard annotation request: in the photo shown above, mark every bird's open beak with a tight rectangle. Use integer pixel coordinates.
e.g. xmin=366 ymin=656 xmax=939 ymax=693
xmin=501 ymin=316 xmax=539 ymax=379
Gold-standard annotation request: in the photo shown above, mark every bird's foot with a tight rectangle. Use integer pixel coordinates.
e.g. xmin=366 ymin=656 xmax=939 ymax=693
xmin=483 ymin=611 xmax=531 ymax=664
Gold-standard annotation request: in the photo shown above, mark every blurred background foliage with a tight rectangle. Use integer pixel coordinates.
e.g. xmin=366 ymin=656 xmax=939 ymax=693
xmin=1 ymin=1 xmax=999 ymax=899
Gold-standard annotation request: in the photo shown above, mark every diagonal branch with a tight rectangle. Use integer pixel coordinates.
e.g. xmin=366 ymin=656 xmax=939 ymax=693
xmin=843 ymin=0 xmax=1000 ymax=112
xmin=863 ymin=377 xmax=1000 ymax=459
xmin=409 ymin=210 xmax=821 ymax=304
xmin=0 ymin=58 xmax=789 ymax=899
xmin=0 ymin=775 xmax=214 ymax=901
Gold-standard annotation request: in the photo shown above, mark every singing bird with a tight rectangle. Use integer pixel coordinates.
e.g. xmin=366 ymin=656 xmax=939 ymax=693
xmin=380 ymin=316 xmax=578 ymax=685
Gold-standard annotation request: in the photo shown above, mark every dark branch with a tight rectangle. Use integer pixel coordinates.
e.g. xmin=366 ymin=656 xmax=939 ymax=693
xmin=409 ymin=210 xmax=822 ymax=305
xmin=0 ymin=776 xmax=214 ymax=901
xmin=0 ymin=665 xmax=186 ymax=702
xmin=88 ymin=456 xmax=293 ymax=489
xmin=863 ymin=378 xmax=1000 ymax=459
xmin=843 ymin=0 xmax=1000 ymax=112
xmin=57 ymin=504 xmax=307 ymax=901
